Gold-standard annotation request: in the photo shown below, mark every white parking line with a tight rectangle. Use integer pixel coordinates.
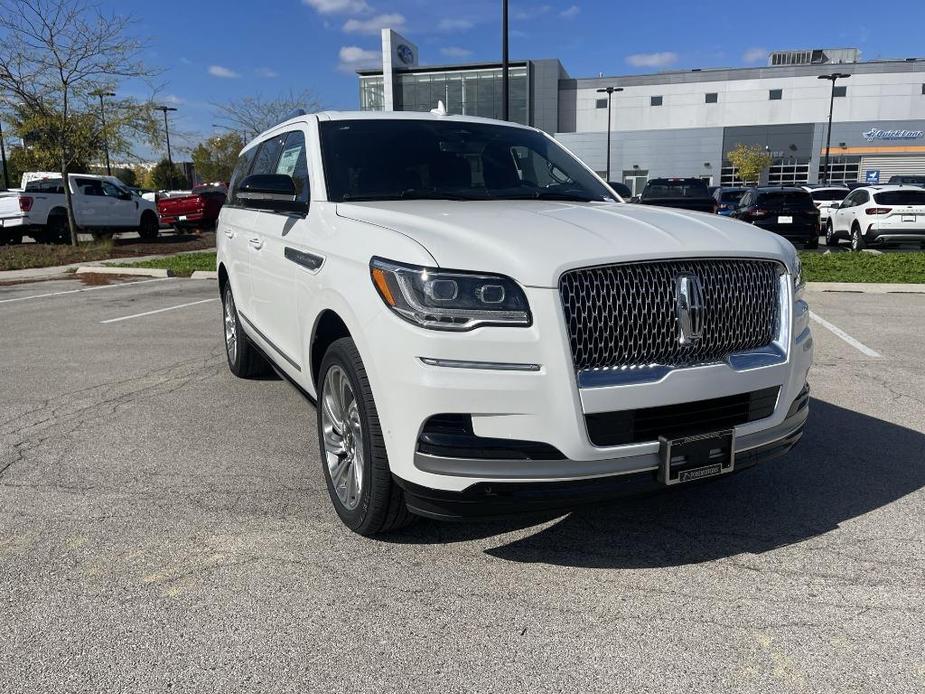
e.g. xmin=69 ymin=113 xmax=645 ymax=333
xmin=809 ymin=311 xmax=882 ymax=358
xmin=100 ymin=298 xmax=219 ymax=324
xmin=0 ymin=277 xmax=171 ymax=304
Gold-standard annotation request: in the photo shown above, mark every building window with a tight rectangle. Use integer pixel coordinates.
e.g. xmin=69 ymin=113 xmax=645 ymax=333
xmin=705 ymin=92 xmax=718 ymax=103
xmin=769 ymin=89 xmax=783 ymax=100
xmin=595 ymin=98 xmax=608 ymax=109
xmin=818 ymin=156 xmax=860 ymax=184
xmin=921 ymin=83 xmax=925 ymax=95
xmin=833 ymin=86 xmax=847 ymax=98
xmin=650 ymin=95 xmax=663 ymax=106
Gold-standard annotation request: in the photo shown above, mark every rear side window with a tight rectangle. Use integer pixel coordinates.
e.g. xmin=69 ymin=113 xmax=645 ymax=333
xmin=25 ymin=179 xmax=65 ymax=194
xmin=874 ymin=190 xmax=925 ymax=205
xmin=250 ymin=135 xmax=286 ymax=176
xmin=811 ymin=189 xmax=849 ymax=201
xmin=757 ymin=191 xmax=814 ymax=209
xmin=228 ymin=147 xmax=258 ymax=206
xmin=276 ymin=131 xmax=310 ymax=204
xmin=644 ymin=180 xmax=709 ymax=198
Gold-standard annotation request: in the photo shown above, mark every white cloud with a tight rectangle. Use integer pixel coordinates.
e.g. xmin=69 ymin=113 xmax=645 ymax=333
xmin=438 ymin=18 xmax=473 ymax=32
xmin=560 ymin=5 xmax=580 ymax=18
xmin=512 ymin=4 xmax=551 ymax=20
xmin=208 ymin=65 xmax=239 ymax=78
xmin=343 ymin=13 xmax=405 ymax=34
xmin=625 ymin=51 xmax=678 ymax=68
xmin=338 ymin=45 xmax=381 ymax=72
xmin=303 ymin=0 xmax=370 ymax=14
xmin=742 ymin=47 xmax=767 ymax=64
xmin=255 ymin=67 xmax=279 ymax=78
xmin=441 ymin=46 xmax=472 ymax=59
xmin=163 ymin=94 xmax=184 ymax=105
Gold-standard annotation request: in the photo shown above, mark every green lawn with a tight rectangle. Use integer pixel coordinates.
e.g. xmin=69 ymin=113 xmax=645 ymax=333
xmin=112 ymin=251 xmax=216 ymax=277
xmin=799 ymin=250 xmax=925 ymax=284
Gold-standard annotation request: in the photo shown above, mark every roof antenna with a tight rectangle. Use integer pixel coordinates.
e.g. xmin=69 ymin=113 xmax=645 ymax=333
xmin=430 ymin=100 xmax=447 ymax=116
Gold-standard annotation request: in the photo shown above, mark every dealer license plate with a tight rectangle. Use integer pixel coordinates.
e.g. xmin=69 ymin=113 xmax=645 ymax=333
xmin=902 ymin=215 xmax=915 ymax=222
xmin=178 ymin=215 xmax=187 ymax=222
xmin=778 ymin=216 xmax=792 ymax=224
xmin=658 ymin=430 xmax=735 ymax=486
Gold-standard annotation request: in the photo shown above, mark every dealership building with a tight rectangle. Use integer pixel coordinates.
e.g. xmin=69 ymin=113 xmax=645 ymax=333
xmin=357 ymin=34 xmax=925 ymax=193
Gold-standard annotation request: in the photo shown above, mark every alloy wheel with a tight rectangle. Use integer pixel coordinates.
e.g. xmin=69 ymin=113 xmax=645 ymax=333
xmin=321 ymin=364 xmax=364 ymax=511
xmin=223 ymin=291 xmax=238 ymax=363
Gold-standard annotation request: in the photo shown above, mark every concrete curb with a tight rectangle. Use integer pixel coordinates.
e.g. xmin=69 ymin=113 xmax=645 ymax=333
xmin=76 ymin=266 xmax=173 ymax=278
xmin=190 ymin=271 xmax=218 ymax=280
xmin=808 ymin=282 xmax=925 ymax=294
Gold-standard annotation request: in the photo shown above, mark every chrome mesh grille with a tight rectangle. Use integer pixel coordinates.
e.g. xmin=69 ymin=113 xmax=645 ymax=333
xmin=559 ymin=259 xmax=782 ymax=371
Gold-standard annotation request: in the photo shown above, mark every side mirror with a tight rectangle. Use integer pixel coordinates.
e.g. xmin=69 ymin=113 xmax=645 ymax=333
xmin=237 ymin=174 xmax=307 ymax=215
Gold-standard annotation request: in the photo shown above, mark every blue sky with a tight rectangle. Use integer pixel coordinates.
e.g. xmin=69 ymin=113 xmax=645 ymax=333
xmin=110 ymin=0 xmax=917 ymax=155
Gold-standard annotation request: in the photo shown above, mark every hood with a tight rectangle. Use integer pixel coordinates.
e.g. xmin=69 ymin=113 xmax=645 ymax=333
xmin=336 ymin=200 xmax=796 ymax=288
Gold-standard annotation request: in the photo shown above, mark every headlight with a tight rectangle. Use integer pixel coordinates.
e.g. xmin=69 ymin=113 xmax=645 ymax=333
xmin=369 ymin=257 xmax=531 ymax=331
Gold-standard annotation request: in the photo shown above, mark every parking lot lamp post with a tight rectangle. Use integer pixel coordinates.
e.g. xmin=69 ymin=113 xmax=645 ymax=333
xmin=818 ymin=73 xmax=850 ymax=184
xmin=501 ymin=0 xmax=509 ymax=121
xmin=596 ymin=86 xmax=623 ymax=182
xmin=158 ymin=106 xmax=178 ymax=169
xmin=92 ymin=91 xmax=116 ymax=176
xmin=0 ymin=116 xmax=8 ymax=191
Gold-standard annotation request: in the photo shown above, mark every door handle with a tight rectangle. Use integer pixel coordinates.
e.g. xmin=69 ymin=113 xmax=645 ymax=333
xmin=223 ymin=228 xmax=235 ymax=239
xmin=248 ymin=236 xmax=264 ymax=250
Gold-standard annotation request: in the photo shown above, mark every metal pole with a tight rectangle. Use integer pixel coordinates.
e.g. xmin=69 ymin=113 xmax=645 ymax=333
xmin=0 ymin=117 xmax=8 ymax=191
xmin=96 ymin=92 xmax=114 ymax=176
xmin=501 ymin=0 xmax=509 ymax=121
xmin=163 ymin=109 xmax=173 ymax=167
xmin=823 ymin=80 xmax=835 ymax=185
xmin=605 ymin=92 xmax=612 ymax=181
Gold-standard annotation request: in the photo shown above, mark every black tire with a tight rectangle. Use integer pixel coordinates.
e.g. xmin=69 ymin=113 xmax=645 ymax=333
xmin=805 ymin=235 xmax=819 ymax=250
xmin=317 ymin=337 xmax=415 ymax=536
xmin=825 ymin=221 xmax=839 ymax=247
xmin=221 ymin=283 xmax=272 ymax=378
xmin=91 ymin=231 xmax=114 ymax=242
xmin=138 ymin=212 xmax=159 ymax=241
xmin=47 ymin=215 xmax=69 ymax=244
xmin=5 ymin=233 xmax=23 ymax=245
xmin=850 ymin=224 xmax=865 ymax=252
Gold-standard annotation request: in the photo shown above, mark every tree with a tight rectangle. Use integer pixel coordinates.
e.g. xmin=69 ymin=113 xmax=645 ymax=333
xmin=212 ymin=90 xmax=322 ymax=139
xmin=191 ymin=132 xmax=244 ymax=183
xmin=726 ymin=143 xmax=773 ymax=185
xmin=112 ymin=167 xmax=137 ymax=187
xmin=0 ymin=0 xmax=161 ymax=244
xmin=150 ymin=158 xmax=186 ymax=190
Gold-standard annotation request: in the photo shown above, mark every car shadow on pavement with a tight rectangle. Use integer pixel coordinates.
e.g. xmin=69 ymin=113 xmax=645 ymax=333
xmin=388 ymin=399 xmax=925 ymax=568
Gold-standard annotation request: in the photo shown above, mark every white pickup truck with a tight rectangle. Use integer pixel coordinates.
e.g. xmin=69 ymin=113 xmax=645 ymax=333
xmin=0 ymin=173 xmax=160 ymax=244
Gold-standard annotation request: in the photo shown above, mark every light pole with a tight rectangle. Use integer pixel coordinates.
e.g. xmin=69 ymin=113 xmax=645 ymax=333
xmin=818 ymin=73 xmax=850 ymax=184
xmin=157 ymin=106 xmax=178 ymax=168
xmin=501 ymin=0 xmax=509 ymax=121
xmin=92 ymin=90 xmax=115 ymax=176
xmin=596 ymin=86 xmax=623 ymax=182
xmin=0 ymin=116 xmax=8 ymax=191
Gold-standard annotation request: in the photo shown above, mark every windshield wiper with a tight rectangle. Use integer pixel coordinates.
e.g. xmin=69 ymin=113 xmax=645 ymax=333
xmin=399 ymin=188 xmax=492 ymax=201
xmin=493 ymin=190 xmax=598 ymax=203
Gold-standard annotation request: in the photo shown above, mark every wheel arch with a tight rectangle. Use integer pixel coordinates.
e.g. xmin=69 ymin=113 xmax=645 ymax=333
xmin=309 ymin=309 xmax=352 ymax=391
xmin=218 ymin=262 xmax=229 ymax=296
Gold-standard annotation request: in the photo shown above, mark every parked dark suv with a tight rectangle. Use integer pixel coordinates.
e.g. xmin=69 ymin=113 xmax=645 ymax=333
xmin=638 ymin=178 xmax=716 ymax=213
xmin=730 ymin=187 xmax=820 ymax=248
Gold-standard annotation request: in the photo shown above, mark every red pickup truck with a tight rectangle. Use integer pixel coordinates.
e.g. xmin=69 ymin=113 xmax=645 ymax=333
xmin=157 ymin=184 xmax=227 ymax=230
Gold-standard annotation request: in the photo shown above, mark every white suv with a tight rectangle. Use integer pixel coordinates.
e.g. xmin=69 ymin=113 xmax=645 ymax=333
xmin=826 ymin=185 xmax=925 ymax=250
xmin=216 ymin=111 xmax=813 ymax=535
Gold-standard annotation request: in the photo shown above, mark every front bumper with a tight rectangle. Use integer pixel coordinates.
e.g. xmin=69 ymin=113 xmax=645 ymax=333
xmin=360 ymin=279 xmax=814 ymax=496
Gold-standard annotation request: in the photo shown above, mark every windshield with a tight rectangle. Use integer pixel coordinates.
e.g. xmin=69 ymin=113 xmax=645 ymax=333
xmin=319 ymin=119 xmax=615 ymax=203
xmin=811 ymin=189 xmax=849 ymax=201
xmin=874 ymin=190 xmax=925 ymax=205
xmin=643 ymin=180 xmax=710 ymax=199
xmin=720 ymin=189 xmax=746 ymax=204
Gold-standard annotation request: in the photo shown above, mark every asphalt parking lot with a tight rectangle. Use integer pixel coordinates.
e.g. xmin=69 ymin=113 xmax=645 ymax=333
xmin=0 ymin=277 xmax=923 ymax=693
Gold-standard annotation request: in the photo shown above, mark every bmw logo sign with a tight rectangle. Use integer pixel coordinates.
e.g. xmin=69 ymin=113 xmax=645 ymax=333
xmin=396 ymin=44 xmax=415 ymax=65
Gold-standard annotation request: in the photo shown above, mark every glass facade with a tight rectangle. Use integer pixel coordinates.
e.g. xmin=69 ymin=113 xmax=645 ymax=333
xmin=359 ymin=66 xmax=529 ymax=125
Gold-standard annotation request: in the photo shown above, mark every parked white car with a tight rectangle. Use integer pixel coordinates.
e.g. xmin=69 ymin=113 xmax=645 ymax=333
xmin=802 ymin=185 xmax=849 ymax=229
xmin=0 ymin=173 xmax=159 ymax=244
xmin=826 ymin=185 xmax=925 ymax=250
xmin=216 ymin=111 xmax=813 ymax=535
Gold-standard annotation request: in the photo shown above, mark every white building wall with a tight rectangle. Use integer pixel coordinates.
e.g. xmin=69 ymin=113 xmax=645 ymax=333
xmin=567 ymin=72 xmax=925 ymax=134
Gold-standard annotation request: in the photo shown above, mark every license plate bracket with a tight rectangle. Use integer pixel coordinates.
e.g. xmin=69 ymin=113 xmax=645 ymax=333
xmin=658 ymin=430 xmax=735 ymax=485
xmin=902 ymin=214 xmax=915 ymax=222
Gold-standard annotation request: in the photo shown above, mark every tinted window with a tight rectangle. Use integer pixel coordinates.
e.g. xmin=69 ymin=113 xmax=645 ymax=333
xmin=318 ymin=120 xmax=614 ymax=203
xmin=595 ymin=98 xmax=607 ymax=109
xmin=855 ymin=190 xmax=870 ymax=204
xmin=705 ymin=92 xmax=718 ymax=104
xmin=228 ymin=147 xmax=258 ymax=205
xmin=642 ymin=180 xmax=710 ymax=199
xmin=650 ymin=96 xmax=663 ymax=106
xmin=24 ymin=179 xmax=65 ymax=194
xmin=833 ymin=86 xmax=847 ymax=97
xmin=101 ymin=181 xmax=126 ymax=199
xmin=756 ymin=191 xmax=814 ymax=209
xmin=888 ymin=175 xmax=925 ymax=184
xmin=874 ymin=190 xmax=925 ymax=205
xmin=769 ymin=89 xmax=783 ymax=100
xmin=74 ymin=178 xmax=103 ymax=196
xmin=811 ymin=189 xmax=849 ymax=201
xmin=277 ymin=131 xmax=310 ymax=204
xmin=250 ymin=135 xmax=286 ymax=176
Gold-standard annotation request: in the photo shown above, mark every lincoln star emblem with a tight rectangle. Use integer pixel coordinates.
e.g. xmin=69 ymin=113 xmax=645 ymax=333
xmin=675 ymin=273 xmax=705 ymax=345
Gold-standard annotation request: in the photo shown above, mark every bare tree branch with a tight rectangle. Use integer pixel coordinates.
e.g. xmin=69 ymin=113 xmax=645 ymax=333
xmin=211 ymin=89 xmax=323 ymax=139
